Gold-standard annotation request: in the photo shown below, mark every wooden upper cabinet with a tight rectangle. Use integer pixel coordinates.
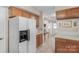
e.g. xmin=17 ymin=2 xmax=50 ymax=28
xmin=22 ymin=11 xmax=32 ymax=18
xmin=31 ymin=15 xmax=39 ymax=27
xmin=9 ymin=6 xmax=22 ymax=17
xmin=56 ymin=10 xmax=67 ymax=20
xmin=9 ymin=6 xmax=40 ymax=27
xmin=56 ymin=7 xmax=79 ymax=20
xmin=67 ymin=7 xmax=79 ymax=18
xmin=34 ymin=15 xmax=39 ymax=27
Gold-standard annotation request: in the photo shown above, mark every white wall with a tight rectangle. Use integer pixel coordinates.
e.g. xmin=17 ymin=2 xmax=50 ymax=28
xmin=0 ymin=7 xmax=8 ymax=53
xmin=57 ymin=19 xmax=79 ymax=36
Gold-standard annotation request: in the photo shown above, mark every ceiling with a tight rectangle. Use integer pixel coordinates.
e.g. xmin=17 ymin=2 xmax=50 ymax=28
xmin=32 ymin=6 xmax=55 ymax=16
xmin=17 ymin=6 xmax=77 ymax=20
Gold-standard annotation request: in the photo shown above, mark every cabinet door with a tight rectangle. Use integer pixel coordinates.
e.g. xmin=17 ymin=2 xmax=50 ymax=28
xmin=55 ymin=38 xmax=79 ymax=53
xmin=40 ymin=34 xmax=43 ymax=45
xmin=56 ymin=10 xmax=67 ymax=20
xmin=22 ymin=11 xmax=32 ymax=18
xmin=9 ymin=7 xmax=22 ymax=17
xmin=35 ymin=16 xmax=39 ymax=27
xmin=32 ymin=15 xmax=39 ymax=27
xmin=56 ymin=7 xmax=79 ymax=20
xmin=36 ymin=34 xmax=43 ymax=48
xmin=36 ymin=34 xmax=40 ymax=48
xmin=67 ymin=7 xmax=79 ymax=18
xmin=55 ymin=39 xmax=68 ymax=53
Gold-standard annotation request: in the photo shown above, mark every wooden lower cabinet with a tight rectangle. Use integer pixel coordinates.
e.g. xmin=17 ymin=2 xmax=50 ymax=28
xmin=55 ymin=37 xmax=79 ymax=53
xmin=36 ymin=34 xmax=43 ymax=48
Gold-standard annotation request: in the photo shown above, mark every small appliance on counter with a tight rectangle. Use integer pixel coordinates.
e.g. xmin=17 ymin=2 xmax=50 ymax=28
xmin=9 ymin=16 xmax=36 ymax=53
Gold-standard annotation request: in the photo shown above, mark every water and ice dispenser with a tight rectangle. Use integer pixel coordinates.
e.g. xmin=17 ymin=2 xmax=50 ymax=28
xmin=19 ymin=30 xmax=30 ymax=42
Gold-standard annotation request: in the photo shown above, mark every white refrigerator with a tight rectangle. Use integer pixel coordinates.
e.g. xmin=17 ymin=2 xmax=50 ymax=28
xmin=9 ymin=16 xmax=36 ymax=53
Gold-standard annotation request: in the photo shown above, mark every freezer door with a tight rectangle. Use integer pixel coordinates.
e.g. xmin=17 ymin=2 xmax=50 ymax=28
xmin=19 ymin=41 xmax=28 ymax=53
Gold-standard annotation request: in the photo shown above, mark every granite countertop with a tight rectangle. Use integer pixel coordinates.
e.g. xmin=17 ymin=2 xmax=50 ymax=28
xmin=55 ymin=34 xmax=79 ymax=41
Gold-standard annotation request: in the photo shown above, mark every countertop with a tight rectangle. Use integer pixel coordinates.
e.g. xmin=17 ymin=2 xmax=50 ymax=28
xmin=36 ymin=31 xmax=43 ymax=35
xmin=36 ymin=28 xmax=43 ymax=35
xmin=55 ymin=34 xmax=79 ymax=41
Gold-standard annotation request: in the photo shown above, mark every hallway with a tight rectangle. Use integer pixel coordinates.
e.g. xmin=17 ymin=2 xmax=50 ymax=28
xmin=36 ymin=36 xmax=55 ymax=53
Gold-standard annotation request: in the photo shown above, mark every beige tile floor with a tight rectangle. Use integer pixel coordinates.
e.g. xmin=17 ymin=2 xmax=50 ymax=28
xmin=36 ymin=34 xmax=55 ymax=53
